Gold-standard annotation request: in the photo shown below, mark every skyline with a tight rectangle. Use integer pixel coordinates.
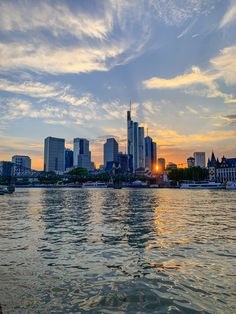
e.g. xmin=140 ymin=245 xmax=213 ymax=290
xmin=0 ymin=0 xmax=236 ymax=170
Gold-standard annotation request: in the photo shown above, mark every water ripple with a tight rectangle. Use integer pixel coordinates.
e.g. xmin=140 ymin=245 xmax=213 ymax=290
xmin=0 ymin=188 xmax=235 ymax=313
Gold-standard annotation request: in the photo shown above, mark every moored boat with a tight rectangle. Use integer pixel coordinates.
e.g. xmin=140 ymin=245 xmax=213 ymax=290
xmin=82 ymin=182 xmax=108 ymax=188
xmin=226 ymin=181 xmax=236 ymax=190
xmin=180 ymin=181 xmax=223 ymax=189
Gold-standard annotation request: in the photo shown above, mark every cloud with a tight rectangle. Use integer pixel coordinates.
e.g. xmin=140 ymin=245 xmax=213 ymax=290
xmin=0 ymin=0 xmax=217 ymax=75
xmin=150 ymin=0 xmax=215 ymax=26
xmin=210 ymin=45 xmax=236 ymax=85
xmin=0 ymin=1 xmax=153 ymax=74
xmin=143 ymin=46 xmax=236 ymax=102
xmin=219 ymin=1 xmax=236 ymax=28
xmin=154 ymin=129 xmax=236 ymax=146
xmin=0 ymin=1 xmax=112 ymax=40
xmin=0 ymin=78 xmax=94 ymax=107
xmin=143 ymin=66 xmax=218 ymax=89
xmin=0 ymin=42 xmax=126 ymax=74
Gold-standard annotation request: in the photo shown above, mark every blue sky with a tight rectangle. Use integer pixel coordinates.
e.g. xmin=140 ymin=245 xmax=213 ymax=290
xmin=0 ymin=0 xmax=236 ymax=169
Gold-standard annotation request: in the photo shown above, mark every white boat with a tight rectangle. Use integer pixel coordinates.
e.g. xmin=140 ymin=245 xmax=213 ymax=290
xmin=130 ymin=180 xmax=147 ymax=188
xmin=226 ymin=181 xmax=236 ymax=190
xmin=180 ymin=181 xmax=223 ymax=189
xmin=149 ymin=184 xmax=160 ymax=188
xmin=82 ymin=182 xmax=108 ymax=188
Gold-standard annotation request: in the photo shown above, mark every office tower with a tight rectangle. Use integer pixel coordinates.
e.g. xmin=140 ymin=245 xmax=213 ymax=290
xmin=127 ymin=109 xmax=144 ymax=171
xmin=157 ymin=158 xmax=165 ymax=174
xmin=187 ymin=157 xmax=195 ymax=168
xmin=65 ymin=148 xmax=73 ymax=170
xmin=145 ymin=136 xmax=157 ymax=172
xmin=117 ymin=152 xmax=129 ymax=173
xmin=0 ymin=161 xmax=13 ymax=176
xmin=104 ymin=138 xmax=119 ymax=167
xmin=193 ymin=152 xmax=206 ymax=168
xmin=12 ymin=155 xmax=31 ymax=176
xmin=151 ymin=142 xmax=157 ymax=172
xmin=73 ymin=138 xmax=91 ymax=171
xmin=44 ymin=137 xmax=65 ymax=173
xmin=138 ymin=127 xmax=145 ymax=168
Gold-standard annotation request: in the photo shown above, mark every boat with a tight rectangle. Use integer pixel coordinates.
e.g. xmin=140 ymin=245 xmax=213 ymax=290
xmin=149 ymin=184 xmax=160 ymax=188
xmin=180 ymin=181 xmax=223 ymax=189
xmin=128 ymin=180 xmax=147 ymax=188
xmin=226 ymin=181 xmax=236 ymax=190
xmin=82 ymin=182 xmax=108 ymax=188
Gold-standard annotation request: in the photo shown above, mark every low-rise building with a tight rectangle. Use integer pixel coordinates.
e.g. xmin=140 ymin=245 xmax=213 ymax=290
xmin=208 ymin=153 xmax=236 ymax=182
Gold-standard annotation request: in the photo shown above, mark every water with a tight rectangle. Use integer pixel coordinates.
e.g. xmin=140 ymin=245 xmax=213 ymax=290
xmin=0 ymin=188 xmax=236 ymax=313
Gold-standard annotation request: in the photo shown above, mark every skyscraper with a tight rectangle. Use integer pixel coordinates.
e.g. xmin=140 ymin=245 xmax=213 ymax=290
xmin=12 ymin=155 xmax=31 ymax=176
xmin=127 ymin=108 xmax=145 ymax=171
xmin=157 ymin=158 xmax=165 ymax=174
xmin=44 ymin=137 xmax=65 ymax=173
xmin=138 ymin=127 xmax=145 ymax=168
xmin=145 ymin=136 xmax=157 ymax=172
xmin=65 ymin=148 xmax=73 ymax=170
xmin=193 ymin=152 xmax=206 ymax=168
xmin=104 ymin=138 xmax=118 ymax=167
xmin=73 ymin=138 xmax=91 ymax=171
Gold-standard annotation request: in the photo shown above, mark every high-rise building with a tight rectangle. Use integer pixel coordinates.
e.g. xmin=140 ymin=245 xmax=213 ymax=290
xmin=187 ymin=157 xmax=195 ymax=168
xmin=44 ymin=137 xmax=65 ymax=173
xmin=152 ymin=142 xmax=157 ymax=172
xmin=73 ymin=138 xmax=91 ymax=171
xmin=127 ymin=109 xmax=145 ymax=171
xmin=0 ymin=161 xmax=13 ymax=176
xmin=145 ymin=136 xmax=157 ymax=172
xmin=193 ymin=152 xmax=206 ymax=168
xmin=157 ymin=158 xmax=165 ymax=174
xmin=117 ymin=152 xmax=129 ymax=173
xmin=12 ymin=155 xmax=31 ymax=176
xmin=65 ymin=148 xmax=73 ymax=170
xmin=138 ymin=127 xmax=145 ymax=168
xmin=104 ymin=138 xmax=119 ymax=167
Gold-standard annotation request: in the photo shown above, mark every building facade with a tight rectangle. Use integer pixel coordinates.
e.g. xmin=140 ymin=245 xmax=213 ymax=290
xmin=208 ymin=153 xmax=236 ymax=182
xmin=73 ymin=138 xmax=91 ymax=171
xmin=104 ymin=138 xmax=118 ymax=167
xmin=0 ymin=161 xmax=14 ymax=177
xmin=157 ymin=158 xmax=165 ymax=174
xmin=44 ymin=137 xmax=65 ymax=173
xmin=127 ymin=110 xmax=145 ymax=172
xmin=12 ymin=155 xmax=31 ymax=176
xmin=65 ymin=149 xmax=73 ymax=170
xmin=187 ymin=157 xmax=195 ymax=168
xmin=145 ymin=136 xmax=157 ymax=172
xmin=193 ymin=152 xmax=206 ymax=168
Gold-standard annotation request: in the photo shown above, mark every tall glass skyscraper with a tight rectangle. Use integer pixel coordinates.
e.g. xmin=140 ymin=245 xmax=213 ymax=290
xmin=104 ymin=138 xmax=118 ymax=167
xmin=44 ymin=137 xmax=65 ymax=173
xmin=127 ymin=109 xmax=145 ymax=172
xmin=145 ymin=136 xmax=157 ymax=172
xmin=73 ymin=138 xmax=91 ymax=171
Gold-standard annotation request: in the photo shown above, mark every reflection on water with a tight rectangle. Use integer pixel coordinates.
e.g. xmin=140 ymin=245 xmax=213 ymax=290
xmin=0 ymin=188 xmax=236 ymax=313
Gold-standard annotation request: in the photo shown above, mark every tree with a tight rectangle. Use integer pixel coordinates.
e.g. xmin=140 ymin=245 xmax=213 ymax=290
xmin=68 ymin=167 xmax=89 ymax=177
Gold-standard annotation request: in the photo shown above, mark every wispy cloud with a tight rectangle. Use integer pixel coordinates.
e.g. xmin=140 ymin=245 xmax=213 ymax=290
xmin=143 ymin=45 xmax=236 ymax=103
xmin=210 ymin=45 xmax=236 ymax=85
xmin=143 ymin=66 xmax=218 ymax=89
xmin=219 ymin=1 xmax=236 ymax=28
xmin=0 ymin=1 xmax=112 ymax=40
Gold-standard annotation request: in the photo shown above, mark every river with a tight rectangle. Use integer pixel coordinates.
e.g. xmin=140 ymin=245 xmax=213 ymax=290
xmin=0 ymin=188 xmax=235 ymax=313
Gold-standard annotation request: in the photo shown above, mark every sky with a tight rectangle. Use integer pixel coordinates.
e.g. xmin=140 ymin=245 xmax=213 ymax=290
xmin=0 ymin=0 xmax=236 ymax=170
